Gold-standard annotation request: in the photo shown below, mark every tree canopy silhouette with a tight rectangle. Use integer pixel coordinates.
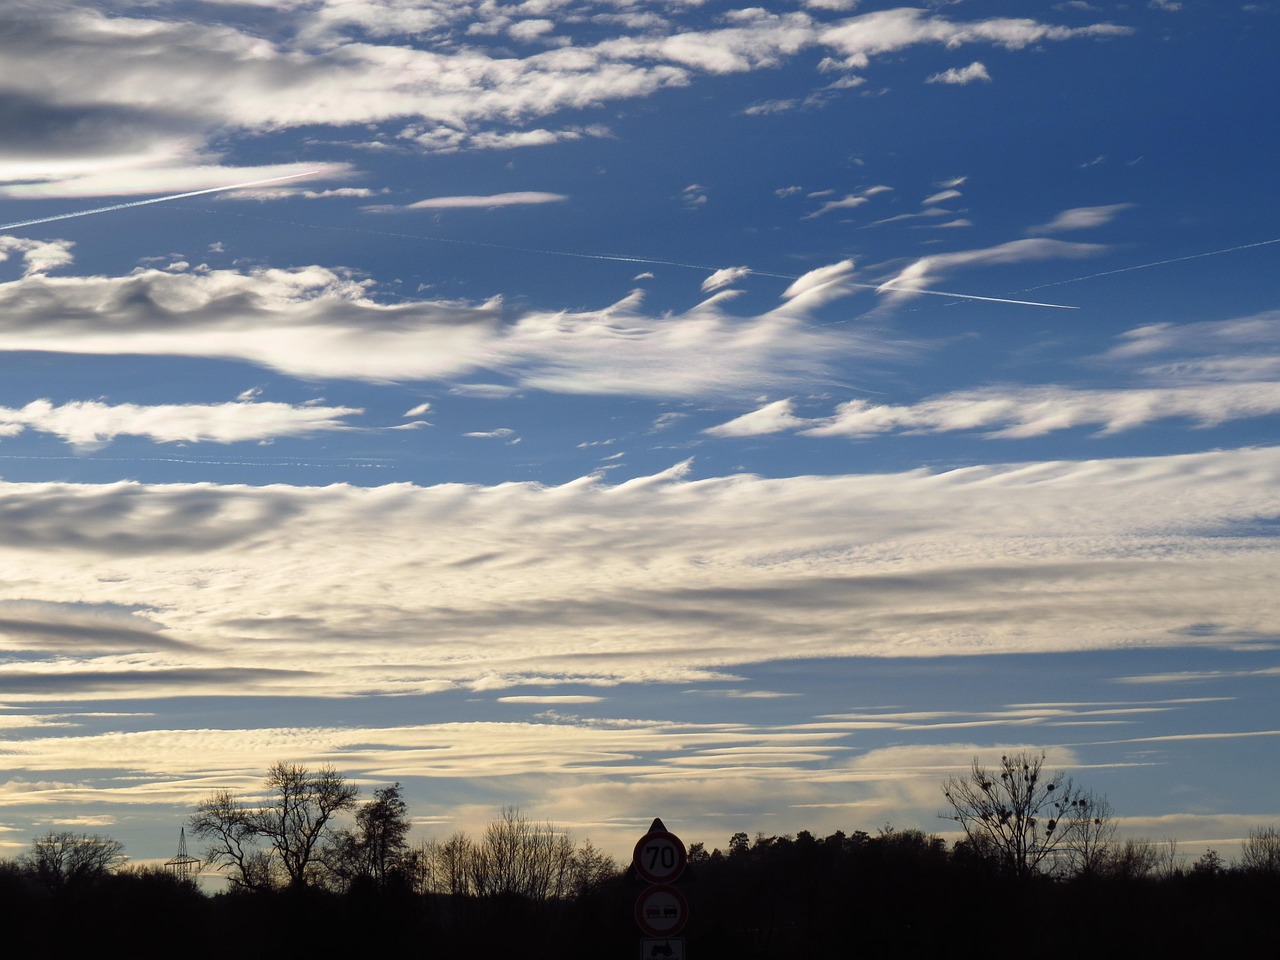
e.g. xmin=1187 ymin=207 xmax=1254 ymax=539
xmin=942 ymin=751 xmax=1106 ymax=879
xmin=190 ymin=761 xmax=357 ymax=890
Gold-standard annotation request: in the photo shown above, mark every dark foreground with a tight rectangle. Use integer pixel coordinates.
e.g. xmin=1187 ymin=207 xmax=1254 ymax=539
xmin=3 ymin=838 xmax=1277 ymax=959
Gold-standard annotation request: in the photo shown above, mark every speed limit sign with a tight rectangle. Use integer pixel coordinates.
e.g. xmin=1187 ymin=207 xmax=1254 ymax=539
xmin=633 ymin=822 xmax=687 ymax=885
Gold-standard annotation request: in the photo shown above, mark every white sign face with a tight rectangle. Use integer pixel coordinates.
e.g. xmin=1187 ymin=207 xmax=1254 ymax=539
xmin=634 ymin=884 xmax=689 ymax=937
xmin=633 ymin=830 xmax=687 ymax=884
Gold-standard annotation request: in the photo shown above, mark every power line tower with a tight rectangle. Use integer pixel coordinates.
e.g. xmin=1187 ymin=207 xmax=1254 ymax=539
xmin=165 ymin=827 xmax=201 ymax=884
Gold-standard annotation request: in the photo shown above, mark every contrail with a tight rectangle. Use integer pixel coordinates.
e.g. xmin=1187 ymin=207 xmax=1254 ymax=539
xmin=0 ymin=171 xmax=321 ymax=231
xmin=434 ymin=241 xmax=1079 ymax=308
xmin=215 ymin=210 xmax=1079 ymax=310
xmin=1020 ymin=236 xmax=1280 ymax=291
xmin=868 ymin=281 xmax=1076 ymax=309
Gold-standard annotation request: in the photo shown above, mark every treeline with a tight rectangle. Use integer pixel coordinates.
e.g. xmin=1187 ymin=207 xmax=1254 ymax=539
xmin=2 ymin=754 xmax=1279 ymax=958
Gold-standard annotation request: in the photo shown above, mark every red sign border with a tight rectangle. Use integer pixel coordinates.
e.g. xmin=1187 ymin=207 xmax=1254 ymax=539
xmin=632 ymin=829 xmax=688 ymax=884
xmin=634 ymin=883 xmax=689 ymax=937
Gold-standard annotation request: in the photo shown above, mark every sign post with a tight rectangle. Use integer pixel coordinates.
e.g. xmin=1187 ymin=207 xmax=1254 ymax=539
xmin=633 ymin=818 xmax=688 ymax=957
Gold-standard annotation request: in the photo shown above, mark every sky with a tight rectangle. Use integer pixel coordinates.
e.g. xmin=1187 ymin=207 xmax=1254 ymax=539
xmin=1 ymin=0 xmax=1278 ymax=876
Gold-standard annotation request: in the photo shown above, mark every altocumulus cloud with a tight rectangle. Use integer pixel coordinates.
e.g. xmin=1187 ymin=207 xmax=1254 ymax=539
xmin=0 ymin=260 xmax=870 ymax=397
xmin=706 ymin=309 xmax=1280 ymax=439
xmin=0 ymin=3 xmax=1131 ymax=197
xmin=1 ymin=446 xmax=1277 ymax=702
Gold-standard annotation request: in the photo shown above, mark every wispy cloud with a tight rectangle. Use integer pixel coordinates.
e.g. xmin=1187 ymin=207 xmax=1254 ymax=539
xmin=878 ymin=238 xmax=1107 ymax=300
xmin=701 ymin=266 xmax=753 ymax=292
xmin=1028 ymin=203 xmax=1135 ymax=234
xmin=0 ymin=399 xmax=361 ymax=449
xmin=803 ymin=184 xmax=893 ymax=220
xmin=407 ymin=192 xmax=568 ymax=210
xmin=926 ymin=61 xmax=991 ymax=84
xmin=0 ymin=5 xmax=1131 ymax=198
xmin=801 ymin=381 xmax=1280 ymax=439
xmin=704 ymin=398 xmax=808 ymax=437
xmin=819 ymin=9 xmax=1130 ymax=71
xmin=0 ymin=261 xmax=873 ymax=398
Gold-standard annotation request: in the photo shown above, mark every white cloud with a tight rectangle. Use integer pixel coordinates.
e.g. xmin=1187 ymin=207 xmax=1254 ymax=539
xmin=0 ymin=261 xmax=875 ymax=397
xmin=0 ymin=160 xmax=345 ymax=202
xmin=803 ymin=382 xmax=1280 ymax=439
xmin=0 ymin=236 xmax=75 ymax=276
xmin=408 ymin=191 xmax=568 ymax=209
xmin=508 ymin=18 xmax=556 ymax=41
xmin=1028 ymin=203 xmax=1135 ymax=234
xmin=0 ymin=399 xmax=361 ymax=448
xmin=700 ymin=266 xmax=753 ymax=292
xmin=449 ymin=384 xmax=519 ymax=399
xmin=803 ymin=194 xmax=869 ymax=219
xmin=925 ymin=61 xmax=991 ymax=84
xmin=780 ymin=259 xmax=860 ymax=309
xmin=1104 ymin=310 xmax=1280 ymax=362
xmin=0 ymin=445 xmax=1277 ymax=703
xmin=0 ymin=5 xmax=1133 ymax=197
xmin=301 ymin=187 xmax=378 ymax=199
xmin=704 ymin=398 xmax=809 ymax=437
xmin=819 ymin=9 xmax=1130 ymax=71
xmin=802 ymin=184 xmax=892 ymax=220
xmin=739 ymin=310 xmax=1280 ymax=440
xmin=878 ymin=238 xmax=1107 ymax=301
xmin=464 ymin=427 xmax=517 ymax=439
xmin=2 ymin=441 xmax=1278 ymax=853
xmin=743 ymin=98 xmax=800 ymax=115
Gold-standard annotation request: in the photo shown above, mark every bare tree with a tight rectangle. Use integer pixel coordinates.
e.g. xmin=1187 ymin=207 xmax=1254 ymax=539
xmin=1239 ymin=825 xmax=1280 ymax=874
xmin=470 ymin=807 xmax=575 ymax=901
xmin=1154 ymin=836 xmax=1182 ymax=879
xmin=189 ymin=762 xmax=358 ymax=890
xmin=23 ymin=831 xmax=125 ymax=890
xmin=256 ymin=762 xmax=358 ymax=888
xmin=942 ymin=751 xmax=1101 ymax=879
xmin=1059 ymin=792 xmax=1116 ymax=876
xmin=190 ymin=789 xmax=272 ymax=891
xmin=1104 ymin=838 xmax=1163 ymax=880
xmin=409 ymin=814 xmax=616 ymax=903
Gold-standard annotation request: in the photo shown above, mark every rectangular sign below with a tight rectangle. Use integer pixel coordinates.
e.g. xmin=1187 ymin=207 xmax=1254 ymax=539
xmin=640 ymin=939 xmax=685 ymax=959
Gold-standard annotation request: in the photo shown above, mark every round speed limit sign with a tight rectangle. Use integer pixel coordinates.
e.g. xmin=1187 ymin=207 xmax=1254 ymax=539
xmin=633 ymin=829 xmax=687 ymax=884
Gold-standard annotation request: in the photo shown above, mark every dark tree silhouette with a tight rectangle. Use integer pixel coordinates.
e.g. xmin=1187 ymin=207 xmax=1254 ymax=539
xmin=1239 ymin=825 xmax=1280 ymax=874
xmin=189 ymin=788 xmax=273 ymax=891
xmin=22 ymin=831 xmax=124 ymax=891
xmin=328 ymin=782 xmax=412 ymax=890
xmin=189 ymin=761 xmax=357 ymax=890
xmin=942 ymin=751 xmax=1102 ymax=879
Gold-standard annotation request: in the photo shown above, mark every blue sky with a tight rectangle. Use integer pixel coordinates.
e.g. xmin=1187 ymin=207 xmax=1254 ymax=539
xmin=1 ymin=0 xmax=1278 ymax=873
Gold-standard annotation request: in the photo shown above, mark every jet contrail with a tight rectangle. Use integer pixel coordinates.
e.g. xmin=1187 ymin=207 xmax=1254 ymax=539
xmin=868 ymin=281 xmax=1077 ymax=309
xmin=0 ymin=170 xmax=321 ymax=231
xmin=441 ymin=242 xmax=1079 ymax=308
xmin=1020 ymin=236 xmax=1280 ymax=291
xmin=214 ymin=210 xmax=1079 ymax=310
